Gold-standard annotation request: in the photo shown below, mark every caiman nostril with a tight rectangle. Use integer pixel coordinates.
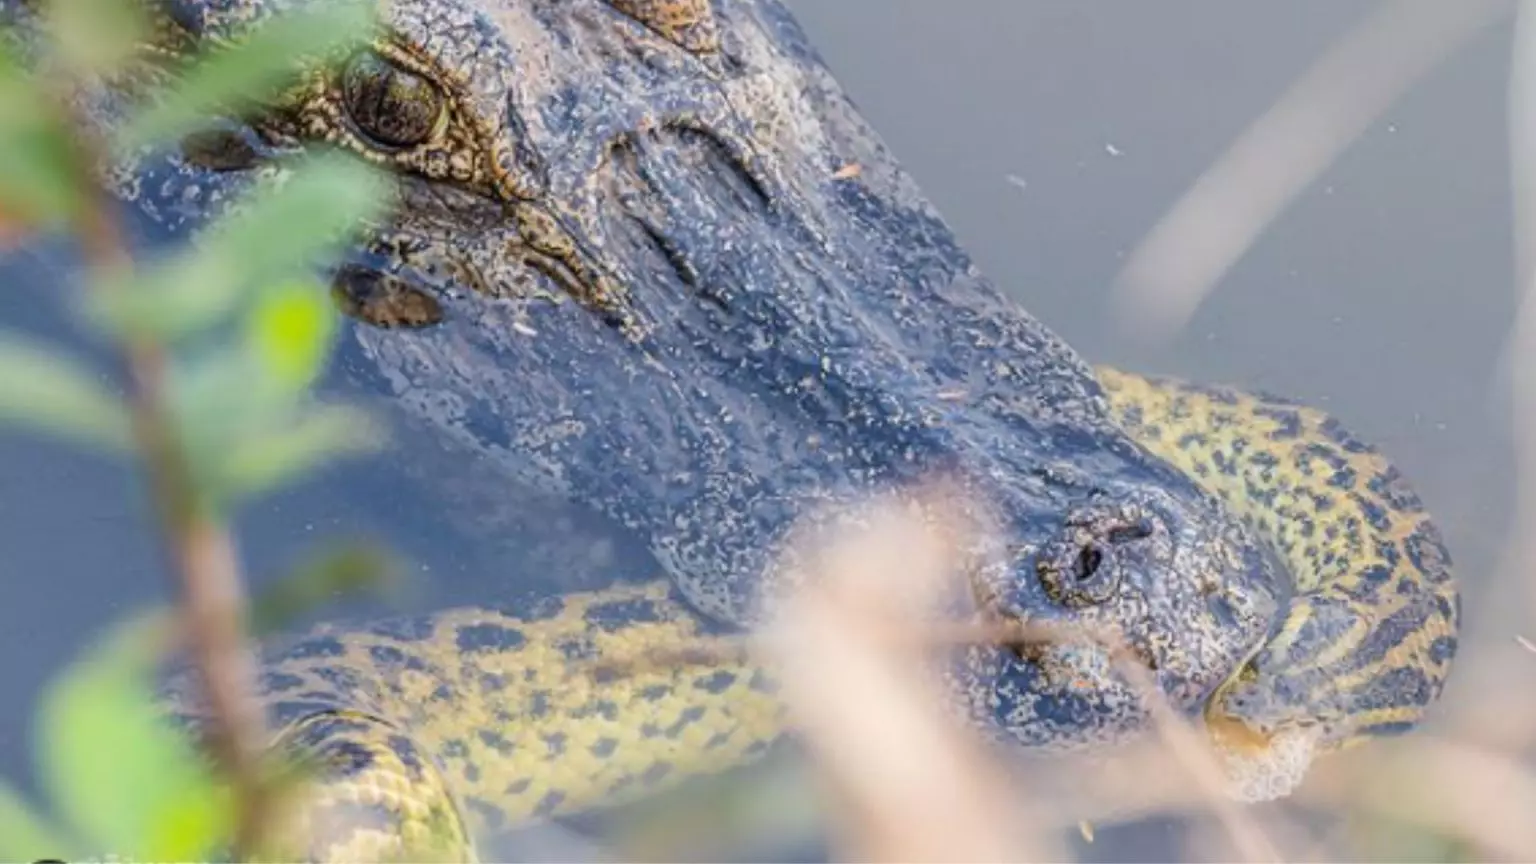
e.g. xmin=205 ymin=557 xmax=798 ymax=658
xmin=1037 ymin=505 xmax=1160 ymax=607
xmin=1036 ymin=538 xmax=1116 ymax=608
xmin=1038 ymin=501 xmax=1167 ymax=602
xmin=1106 ymin=520 xmax=1154 ymax=545
xmin=1074 ymin=545 xmax=1104 ymax=582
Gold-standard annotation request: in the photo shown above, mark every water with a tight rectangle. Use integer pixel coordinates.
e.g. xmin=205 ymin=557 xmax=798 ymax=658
xmin=0 ymin=1 xmax=1519 ymax=859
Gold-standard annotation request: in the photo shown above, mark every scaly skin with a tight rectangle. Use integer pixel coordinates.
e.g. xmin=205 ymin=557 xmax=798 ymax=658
xmin=0 ymin=0 xmax=1458 ymax=858
xmin=156 ymin=368 xmax=1460 ymax=861
xmin=119 ymin=0 xmax=1287 ymax=751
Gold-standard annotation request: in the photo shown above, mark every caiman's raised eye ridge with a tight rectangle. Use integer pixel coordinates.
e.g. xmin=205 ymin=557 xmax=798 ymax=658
xmin=340 ymin=51 xmax=444 ymax=149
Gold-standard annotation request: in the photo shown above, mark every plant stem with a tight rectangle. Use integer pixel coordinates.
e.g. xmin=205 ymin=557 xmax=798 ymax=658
xmin=67 ymin=110 xmax=271 ymax=859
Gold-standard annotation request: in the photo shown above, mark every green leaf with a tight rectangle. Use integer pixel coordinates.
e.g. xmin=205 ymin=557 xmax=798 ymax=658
xmin=139 ymin=775 xmax=235 ymax=861
xmin=0 ymin=331 xmax=133 ymax=451
xmin=166 ymin=343 xmax=270 ymax=473
xmin=36 ymin=611 xmax=233 ymax=860
xmin=0 ymin=781 xmax=80 ymax=862
xmin=164 ymin=342 xmax=356 ymax=515
xmin=84 ymin=151 xmax=389 ymax=341
xmin=200 ymin=152 xmax=391 ymax=284
xmin=46 ymin=0 xmax=151 ymax=76
xmin=0 ymin=43 xmax=84 ymax=231
xmin=214 ymin=402 xmax=384 ymax=503
xmin=114 ymin=0 xmax=377 ymax=151
xmin=247 ymin=278 xmax=337 ymax=392
xmin=163 ymin=339 xmax=377 ymax=515
xmin=169 ymin=339 xmax=385 ymax=507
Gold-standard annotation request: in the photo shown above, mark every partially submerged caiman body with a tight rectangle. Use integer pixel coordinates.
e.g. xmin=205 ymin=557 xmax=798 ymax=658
xmin=0 ymin=0 xmax=1458 ymax=855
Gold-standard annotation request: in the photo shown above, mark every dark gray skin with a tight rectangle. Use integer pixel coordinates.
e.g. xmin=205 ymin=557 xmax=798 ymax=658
xmin=23 ymin=0 xmax=1282 ymax=753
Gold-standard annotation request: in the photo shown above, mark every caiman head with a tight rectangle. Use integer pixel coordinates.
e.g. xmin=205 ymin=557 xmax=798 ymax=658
xmin=84 ymin=0 xmax=1283 ymax=752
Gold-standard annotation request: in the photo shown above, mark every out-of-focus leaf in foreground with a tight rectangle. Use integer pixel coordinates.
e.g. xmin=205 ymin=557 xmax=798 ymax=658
xmin=0 ymin=781 xmax=79 ymax=863
xmin=113 ymin=0 xmax=377 ymax=151
xmin=0 ymin=332 xmax=133 ymax=452
xmin=36 ymin=611 xmax=234 ymax=860
xmin=85 ymin=151 xmax=390 ymax=341
xmin=0 ymin=42 xmax=83 ymax=234
xmin=247 ymin=277 xmax=338 ymax=393
xmin=215 ymin=402 xmax=384 ymax=503
xmin=45 ymin=0 xmax=150 ymax=76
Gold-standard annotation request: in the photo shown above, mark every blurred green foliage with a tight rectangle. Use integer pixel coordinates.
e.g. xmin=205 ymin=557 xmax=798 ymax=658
xmin=0 ymin=0 xmax=397 ymax=858
xmin=32 ymin=612 xmax=232 ymax=861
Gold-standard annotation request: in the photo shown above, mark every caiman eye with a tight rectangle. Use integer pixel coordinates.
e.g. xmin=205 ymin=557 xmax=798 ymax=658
xmin=340 ymin=51 xmax=444 ymax=149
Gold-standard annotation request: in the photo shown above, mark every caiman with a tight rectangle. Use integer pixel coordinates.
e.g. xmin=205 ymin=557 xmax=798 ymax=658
xmin=1 ymin=0 xmax=1459 ymax=860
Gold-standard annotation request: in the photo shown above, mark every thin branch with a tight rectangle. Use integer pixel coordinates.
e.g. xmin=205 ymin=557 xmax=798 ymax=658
xmin=58 ymin=93 xmax=270 ymax=858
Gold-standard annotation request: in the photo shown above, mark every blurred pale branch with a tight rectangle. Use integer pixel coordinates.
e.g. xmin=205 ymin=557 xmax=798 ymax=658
xmin=1501 ymin=0 xmax=1536 ymax=651
xmin=1110 ymin=0 xmax=1510 ymax=345
xmin=760 ymin=491 xmax=1054 ymax=862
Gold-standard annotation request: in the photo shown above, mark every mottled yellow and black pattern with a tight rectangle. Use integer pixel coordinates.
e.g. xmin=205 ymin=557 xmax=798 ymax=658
xmin=1097 ymin=367 xmax=1458 ymax=800
xmin=160 ymin=369 xmax=1458 ymax=860
xmin=166 ymin=582 xmax=782 ymax=861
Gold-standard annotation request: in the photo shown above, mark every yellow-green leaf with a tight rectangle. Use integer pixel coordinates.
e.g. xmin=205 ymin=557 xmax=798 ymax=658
xmin=140 ymin=776 xmax=235 ymax=861
xmin=247 ymin=278 xmax=336 ymax=391
xmin=0 ymin=331 xmax=133 ymax=451
xmin=36 ymin=611 xmax=231 ymax=859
